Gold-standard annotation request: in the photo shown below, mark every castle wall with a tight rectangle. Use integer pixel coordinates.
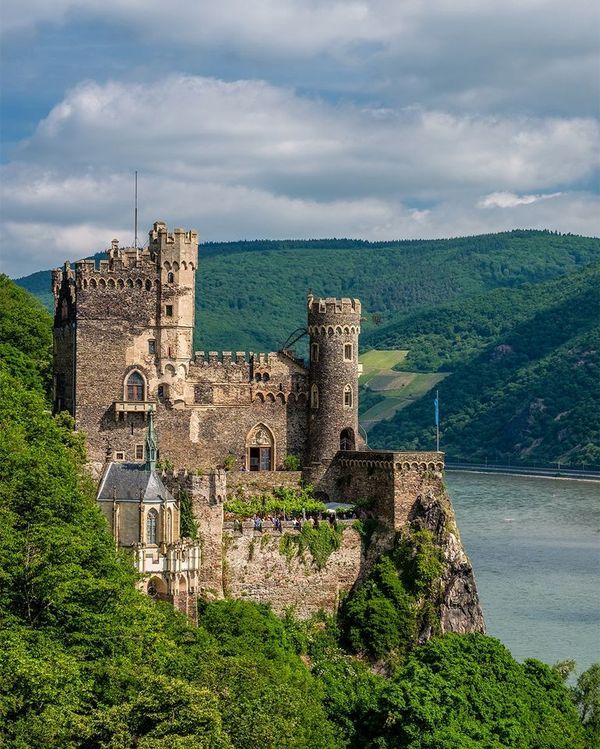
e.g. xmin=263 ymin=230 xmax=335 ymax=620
xmin=163 ymin=471 xmax=227 ymax=598
xmin=224 ymin=524 xmax=362 ymax=617
xmin=315 ymin=451 xmax=445 ymax=529
xmin=226 ymin=470 xmax=303 ymax=499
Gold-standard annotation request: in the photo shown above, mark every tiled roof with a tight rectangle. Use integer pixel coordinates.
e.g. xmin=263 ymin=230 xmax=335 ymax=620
xmin=97 ymin=462 xmax=175 ymax=503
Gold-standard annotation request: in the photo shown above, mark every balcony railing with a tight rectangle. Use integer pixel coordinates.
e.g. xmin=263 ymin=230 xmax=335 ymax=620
xmin=114 ymin=400 xmax=156 ymax=414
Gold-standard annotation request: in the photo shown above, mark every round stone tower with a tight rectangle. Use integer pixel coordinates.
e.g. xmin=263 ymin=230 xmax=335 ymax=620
xmin=307 ymin=293 xmax=361 ymax=466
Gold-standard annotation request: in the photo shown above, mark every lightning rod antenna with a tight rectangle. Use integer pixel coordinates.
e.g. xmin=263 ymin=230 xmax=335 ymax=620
xmin=134 ymin=170 xmax=138 ymax=249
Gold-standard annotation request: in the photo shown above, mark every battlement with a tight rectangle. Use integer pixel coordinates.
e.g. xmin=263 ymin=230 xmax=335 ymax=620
xmin=148 ymin=221 xmax=198 ymax=252
xmin=307 ymin=293 xmax=361 ymax=317
xmin=337 ymin=450 xmax=444 ymax=473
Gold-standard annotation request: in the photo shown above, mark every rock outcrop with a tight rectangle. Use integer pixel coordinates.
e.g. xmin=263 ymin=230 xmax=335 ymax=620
xmin=408 ymin=491 xmax=485 ymax=637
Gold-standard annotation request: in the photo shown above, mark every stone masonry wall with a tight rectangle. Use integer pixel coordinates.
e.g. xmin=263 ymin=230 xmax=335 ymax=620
xmin=163 ymin=471 xmax=227 ymax=598
xmin=226 ymin=470 xmax=303 ymax=499
xmin=224 ymin=524 xmax=362 ymax=617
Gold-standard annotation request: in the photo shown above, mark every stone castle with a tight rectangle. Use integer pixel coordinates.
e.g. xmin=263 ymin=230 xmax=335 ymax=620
xmin=52 ymin=221 xmax=484 ymax=632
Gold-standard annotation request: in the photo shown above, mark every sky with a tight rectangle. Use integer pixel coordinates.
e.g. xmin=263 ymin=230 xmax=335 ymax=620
xmin=1 ymin=0 xmax=599 ymax=277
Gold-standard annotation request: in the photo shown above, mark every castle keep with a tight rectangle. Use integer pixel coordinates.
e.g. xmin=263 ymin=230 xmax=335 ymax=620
xmin=52 ymin=221 xmax=484 ymax=633
xmin=52 ymin=221 xmax=361 ymax=476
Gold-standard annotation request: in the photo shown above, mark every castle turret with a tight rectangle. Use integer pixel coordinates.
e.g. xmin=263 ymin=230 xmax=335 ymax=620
xmin=149 ymin=221 xmax=198 ymax=371
xmin=307 ymin=294 xmax=361 ymax=465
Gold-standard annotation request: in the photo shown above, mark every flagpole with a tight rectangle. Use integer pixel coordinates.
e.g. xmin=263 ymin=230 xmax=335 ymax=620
xmin=435 ymin=389 xmax=440 ymax=452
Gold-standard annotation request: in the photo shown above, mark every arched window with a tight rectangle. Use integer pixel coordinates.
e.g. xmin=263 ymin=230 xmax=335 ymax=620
xmin=146 ymin=509 xmax=158 ymax=545
xmin=311 ymin=384 xmax=319 ymax=410
xmin=166 ymin=508 xmax=173 ymax=544
xmin=126 ymin=371 xmax=145 ymax=401
xmin=255 ymin=372 xmax=262 ymax=382
xmin=167 ymin=272 xmax=174 ymax=283
xmin=340 ymin=427 xmax=355 ymax=451
xmin=343 ymin=384 xmax=352 ymax=408
xmin=246 ymin=423 xmax=274 ymax=471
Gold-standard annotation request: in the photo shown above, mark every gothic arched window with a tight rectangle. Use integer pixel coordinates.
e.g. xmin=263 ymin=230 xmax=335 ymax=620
xmin=126 ymin=371 xmax=145 ymax=401
xmin=146 ymin=509 xmax=158 ymax=545
xmin=167 ymin=272 xmax=174 ymax=283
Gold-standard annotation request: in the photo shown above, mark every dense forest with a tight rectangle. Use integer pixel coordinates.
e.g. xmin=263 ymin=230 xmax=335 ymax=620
xmin=1 ymin=274 xmax=599 ymax=747
xmin=17 ymin=230 xmax=600 ymax=353
xmin=365 ymin=263 xmax=600 ymax=465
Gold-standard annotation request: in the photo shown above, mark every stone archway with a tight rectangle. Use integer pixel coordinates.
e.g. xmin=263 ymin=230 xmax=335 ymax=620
xmin=246 ymin=423 xmax=275 ymax=471
xmin=340 ymin=427 xmax=356 ymax=451
xmin=147 ymin=576 xmax=168 ymax=600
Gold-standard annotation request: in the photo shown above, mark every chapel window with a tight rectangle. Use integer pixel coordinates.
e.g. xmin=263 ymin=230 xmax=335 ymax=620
xmin=127 ymin=371 xmax=145 ymax=401
xmin=146 ymin=509 xmax=158 ymax=545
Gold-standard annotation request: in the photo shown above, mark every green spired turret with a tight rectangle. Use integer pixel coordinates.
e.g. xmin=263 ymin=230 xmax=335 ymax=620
xmin=144 ymin=406 xmax=158 ymax=471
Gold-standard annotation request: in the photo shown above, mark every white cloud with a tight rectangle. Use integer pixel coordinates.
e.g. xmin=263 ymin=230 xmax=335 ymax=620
xmin=478 ymin=191 xmax=563 ymax=208
xmin=1 ymin=74 xmax=599 ymax=277
xmin=3 ymin=0 xmax=598 ymax=118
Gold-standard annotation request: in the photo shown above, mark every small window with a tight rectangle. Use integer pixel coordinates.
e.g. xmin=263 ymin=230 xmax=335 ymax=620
xmin=343 ymin=384 xmax=352 ymax=408
xmin=115 ymin=451 xmax=125 ymax=461
xmin=167 ymin=272 xmax=174 ymax=283
xmin=146 ymin=509 xmax=158 ymax=545
xmin=127 ymin=371 xmax=145 ymax=401
xmin=135 ymin=444 xmax=144 ymax=461
xmin=262 ymin=372 xmax=270 ymax=382
xmin=311 ymin=384 xmax=319 ymax=410
xmin=165 ymin=305 xmax=173 ymax=317
xmin=157 ymin=385 xmax=164 ymax=399
xmin=311 ymin=342 xmax=319 ymax=363
xmin=148 ymin=340 xmax=156 ymax=355
xmin=344 ymin=344 xmax=352 ymax=361
xmin=255 ymin=373 xmax=262 ymax=382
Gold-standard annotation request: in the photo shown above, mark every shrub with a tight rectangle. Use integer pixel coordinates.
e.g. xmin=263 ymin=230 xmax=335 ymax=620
xmin=283 ymin=453 xmax=301 ymax=470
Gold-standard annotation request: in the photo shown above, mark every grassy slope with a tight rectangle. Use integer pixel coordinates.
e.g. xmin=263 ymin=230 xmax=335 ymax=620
xmin=358 ymin=349 xmax=447 ymax=429
xmin=366 ymin=263 xmax=600 ymax=464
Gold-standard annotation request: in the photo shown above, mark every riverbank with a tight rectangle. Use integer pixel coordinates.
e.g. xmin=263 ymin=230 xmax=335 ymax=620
xmin=445 ymin=462 xmax=600 ymax=481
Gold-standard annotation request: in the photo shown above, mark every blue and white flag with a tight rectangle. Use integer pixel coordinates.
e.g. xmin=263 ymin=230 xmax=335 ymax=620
xmin=434 ymin=393 xmax=439 ymax=427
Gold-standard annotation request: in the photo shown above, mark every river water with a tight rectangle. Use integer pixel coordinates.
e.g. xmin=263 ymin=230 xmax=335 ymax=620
xmin=446 ymin=472 xmax=600 ymax=673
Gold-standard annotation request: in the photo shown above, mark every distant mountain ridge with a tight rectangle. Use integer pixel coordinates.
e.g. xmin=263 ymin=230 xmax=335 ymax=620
xmin=15 ymin=230 xmax=600 ymax=355
xmin=366 ymin=263 xmax=600 ymax=465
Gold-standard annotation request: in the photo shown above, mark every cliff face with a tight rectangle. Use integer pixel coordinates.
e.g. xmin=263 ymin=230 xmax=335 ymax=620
xmin=408 ymin=490 xmax=485 ymax=638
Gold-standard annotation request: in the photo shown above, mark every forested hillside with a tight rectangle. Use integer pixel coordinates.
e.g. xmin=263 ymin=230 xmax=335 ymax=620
xmin=366 ymin=264 xmax=600 ymax=465
xmin=1 ymin=274 xmax=597 ymax=747
xmin=16 ymin=230 xmax=600 ymax=353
